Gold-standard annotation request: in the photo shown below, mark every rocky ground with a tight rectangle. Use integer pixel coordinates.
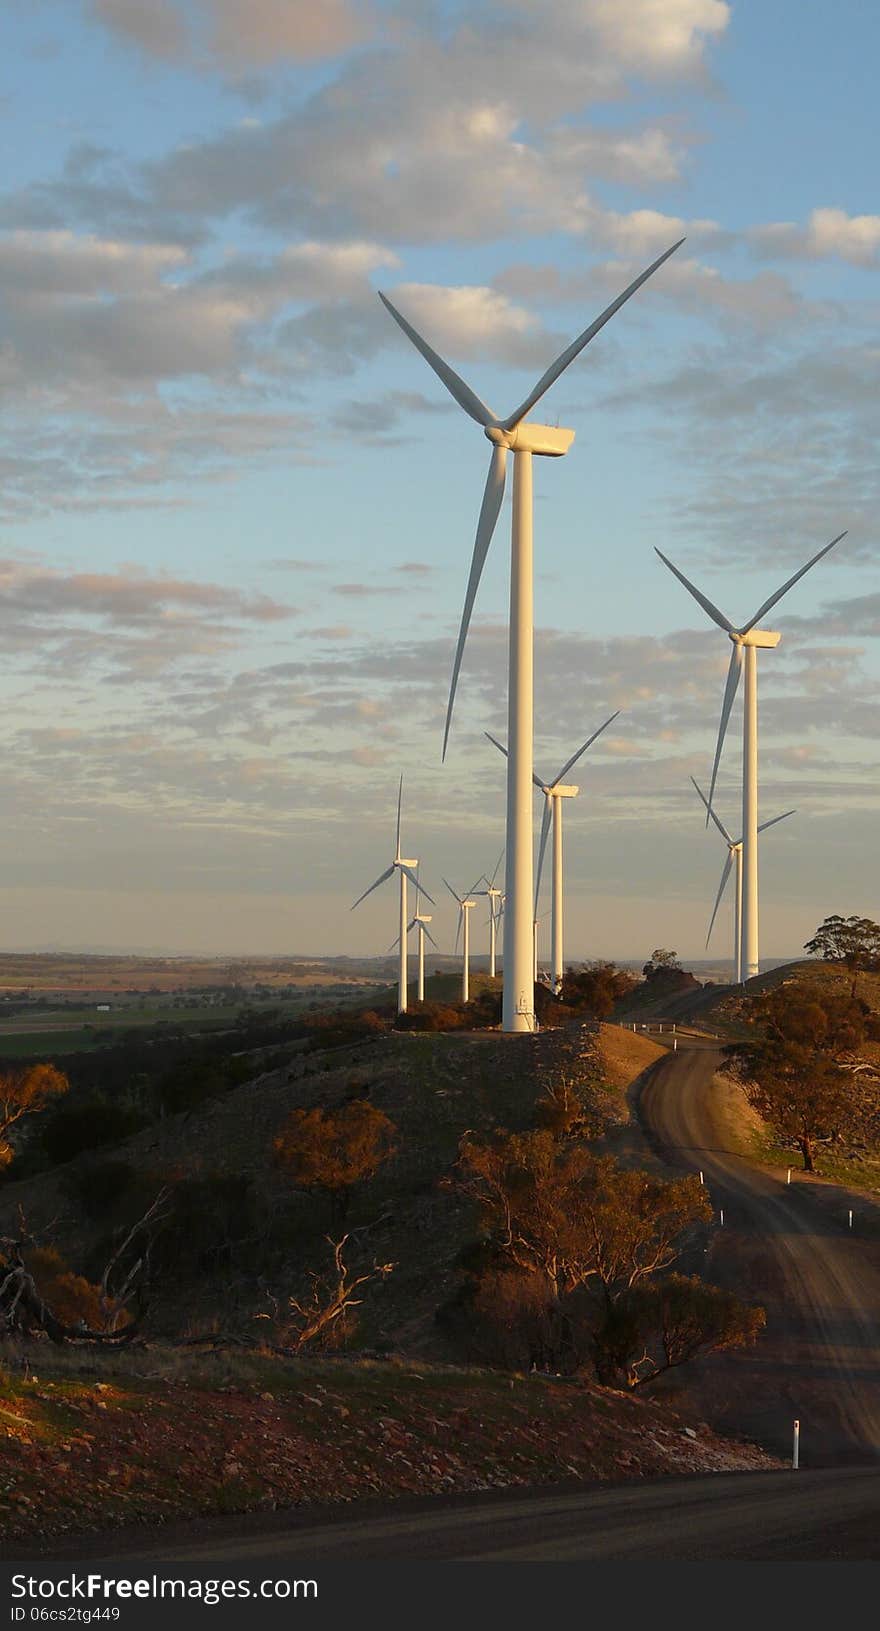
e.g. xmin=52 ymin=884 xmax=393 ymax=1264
xmin=0 ymin=1349 xmax=781 ymax=1557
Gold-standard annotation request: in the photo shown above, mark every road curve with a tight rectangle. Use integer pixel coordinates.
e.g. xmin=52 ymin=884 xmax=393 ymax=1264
xmin=639 ymin=1041 xmax=880 ymax=1464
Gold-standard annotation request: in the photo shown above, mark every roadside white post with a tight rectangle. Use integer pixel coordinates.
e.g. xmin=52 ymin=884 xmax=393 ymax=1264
xmin=792 ymin=1419 xmax=800 ymax=1470
xmin=786 ymin=1168 xmax=791 ymax=1185
xmin=848 ymin=1209 xmax=853 ymax=1230
xmin=719 ymin=1208 xmax=724 ymax=1226
xmin=673 ymin=1037 xmax=678 ymax=1053
xmin=699 ymin=1170 xmax=704 ymax=1186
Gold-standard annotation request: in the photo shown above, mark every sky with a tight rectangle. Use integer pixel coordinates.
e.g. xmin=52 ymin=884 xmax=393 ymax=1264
xmin=0 ymin=0 xmax=878 ymax=966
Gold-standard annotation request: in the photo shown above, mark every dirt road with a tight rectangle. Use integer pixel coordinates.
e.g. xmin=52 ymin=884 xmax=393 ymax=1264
xmin=639 ymin=1041 xmax=880 ymax=1463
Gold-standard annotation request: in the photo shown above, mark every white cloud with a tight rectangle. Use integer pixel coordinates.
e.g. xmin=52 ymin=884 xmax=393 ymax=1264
xmin=751 ymin=207 xmax=880 ymax=266
xmin=386 ymin=282 xmax=550 ymax=369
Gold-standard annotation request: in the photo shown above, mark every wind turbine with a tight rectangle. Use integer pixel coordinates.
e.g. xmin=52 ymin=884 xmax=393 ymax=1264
xmin=657 ymin=532 xmax=846 ymax=980
xmin=380 ymin=239 xmax=683 ymax=1032
xmin=351 ymin=776 xmax=435 ymax=1014
xmin=691 ymin=778 xmax=795 ymax=984
xmin=389 ymin=870 xmax=440 ymax=1003
xmin=443 ymin=876 xmax=480 ymax=1003
xmin=473 ymin=849 xmax=504 ymax=978
xmin=487 ymin=712 xmax=618 ymax=995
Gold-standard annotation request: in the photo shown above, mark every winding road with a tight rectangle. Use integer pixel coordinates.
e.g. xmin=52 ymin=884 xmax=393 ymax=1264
xmin=639 ymin=1037 xmax=880 ymax=1464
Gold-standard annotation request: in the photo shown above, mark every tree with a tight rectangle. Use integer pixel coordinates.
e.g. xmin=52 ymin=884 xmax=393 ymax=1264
xmin=560 ymin=962 xmax=637 ymax=1017
xmin=735 ymin=1042 xmax=869 ymax=1172
xmin=259 ymin=1235 xmax=394 ymax=1353
xmin=600 ymin=1274 xmax=766 ymax=1389
xmin=804 ymin=915 xmax=880 ymax=996
xmin=450 ymin=1131 xmax=721 ymax=1379
xmin=0 ymin=1064 xmax=69 ymax=1168
xmin=642 ymin=949 xmax=682 ymax=979
xmin=722 ymin=981 xmax=879 ymax=1171
xmin=274 ymin=1100 xmax=397 ymax=1221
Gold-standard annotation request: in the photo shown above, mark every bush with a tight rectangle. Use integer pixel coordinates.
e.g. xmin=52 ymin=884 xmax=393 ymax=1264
xmin=274 ymin=1100 xmax=397 ymax=1221
xmin=23 ymin=1246 xmax=105 ymax=1329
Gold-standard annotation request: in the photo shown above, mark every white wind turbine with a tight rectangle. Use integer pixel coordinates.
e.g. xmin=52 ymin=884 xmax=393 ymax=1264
xmin=379 ymin=240 xmax=683 ymax=1032
xmin=351 ymin=776 xmax=435 ymax=1014
xmin=389 ymin=869 xmax=440 ymax=1004
xmin=657 ymin=532 xmax=846 ymax=981
xmin=473 ymin=849 xmax=504 ymax=978
xmin=691 ymin=777 xmax=795 ymax=984
xmin=487 ymin=712 xmax=618 ymax=995
xmin=443 ymin=875 xmax=481 ymax=1003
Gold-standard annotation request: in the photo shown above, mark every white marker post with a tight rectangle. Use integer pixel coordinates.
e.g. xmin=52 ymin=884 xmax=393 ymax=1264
xmin=792 ymin=1419 xmax=800 ymax=1470
xmin=699 ymin=1170 xmax=704 ymax=1186
xmin=719 ymin=1208 xmax=724 ymax=1227
xmin=786 ymin=1168 xmax=792 ymax=1185
xmin=848 ymin=1209 xmax=853 ymax=1230
xmin=673 ymin=1036 xmax=678 ymax=1053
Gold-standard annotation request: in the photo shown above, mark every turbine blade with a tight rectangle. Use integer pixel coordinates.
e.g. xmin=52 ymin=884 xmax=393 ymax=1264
xmin=454 ymin=908 xmax=463 ymax=955
xmin=501 ymin=239 xmax=684 ymax=431
xmin=407 ymin=917 xmax=418 ymax=932
xmin=395 ymin=774 xmax=403 ymax=860
xmin=387 ymin=936 xmax=400 ymax=953
xmin=706 ymin=643 xmax=743 ymax=818
xmin=739 ymin=532 xmax=848 ymax=635
xmin=443 ymin=877 xmax=463 ymax=905
xmin=553 ymin=709 xmax=620 ymax=786
xmin=423 ymin=924 xmax=440 ymax=950
xmin=757 ymin=808 xmax=796 ymax=834
xmin=485 ymin=734 xmax=546 ymax=791
xmin=655 ymin=549 xmax=734 ymax=633
xmin=400 ymin=864 xmax=434 ymax=904
xmin=690 ymin=775 xmax=734 ymax=846
xmin=490 ymin=847 xmax=505 ymax=887
xmin=378 ymin=291 xmax=497 ymax=427
xmin=706 ymin=851 xmax=734 ymax=948
xmin=534 ymin=798 xmax=552 ymax=916
xmin=351 ymin=864 xmax=395 ymax=911
xmin=443 ymin=445 xmax=508 ymax=759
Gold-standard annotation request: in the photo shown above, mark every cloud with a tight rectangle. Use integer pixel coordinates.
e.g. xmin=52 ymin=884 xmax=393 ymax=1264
xmin=750 ymin=208 xmax=880 ymax=266
xmin=91 ymin=0 xmax=368 ymax=68
xmin=0 ymin=559 xmax=296 ymax=681
xmin=91 ymin=0 xmax=187 ymax=61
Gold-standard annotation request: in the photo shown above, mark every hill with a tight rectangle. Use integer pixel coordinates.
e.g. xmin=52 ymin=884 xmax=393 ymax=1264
xmin=0 ymin=1019 xmax=643 ymax=1351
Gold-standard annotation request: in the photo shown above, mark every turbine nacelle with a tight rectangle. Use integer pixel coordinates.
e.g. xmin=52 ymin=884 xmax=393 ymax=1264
xmin=732 ymin=628 xmax=781 ymax=650
xmin=485 ymin=422 xmax=575 ymax=457
xmin=545 ymin=783 xmax=579 ymax=799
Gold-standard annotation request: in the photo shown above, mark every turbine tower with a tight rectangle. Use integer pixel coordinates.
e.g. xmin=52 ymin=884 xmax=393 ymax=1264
xmin=657 ymin=532 xmax=845 ymax=980
xmin=379 ymin=240 xmax=683 ymax=1033
xmin=691 ymin=778 xmax=795 ymax=984
xmin=351 ymin=776 xmax=435 ymax=1014
xmin=390 ymin=870 xmax=439 ymax=1003
xmin=488 ymin=713 xmax=618 ymax=994
xmin=473 ymin=849 xmax=504 ymax=978
xmin=444 ymin=876 xmax=479 ymax=1003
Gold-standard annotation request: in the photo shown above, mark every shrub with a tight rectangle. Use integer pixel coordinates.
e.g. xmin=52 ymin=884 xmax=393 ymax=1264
xmin=22 ymin=1246 xmax=105 ymax=1330
xmin=274 ymin=1100 xmax=397 ymax=1221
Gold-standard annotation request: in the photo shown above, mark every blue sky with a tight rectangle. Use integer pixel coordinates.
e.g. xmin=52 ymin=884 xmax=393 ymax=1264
xmin=0 ymin=0 xmax=877 ymax=965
